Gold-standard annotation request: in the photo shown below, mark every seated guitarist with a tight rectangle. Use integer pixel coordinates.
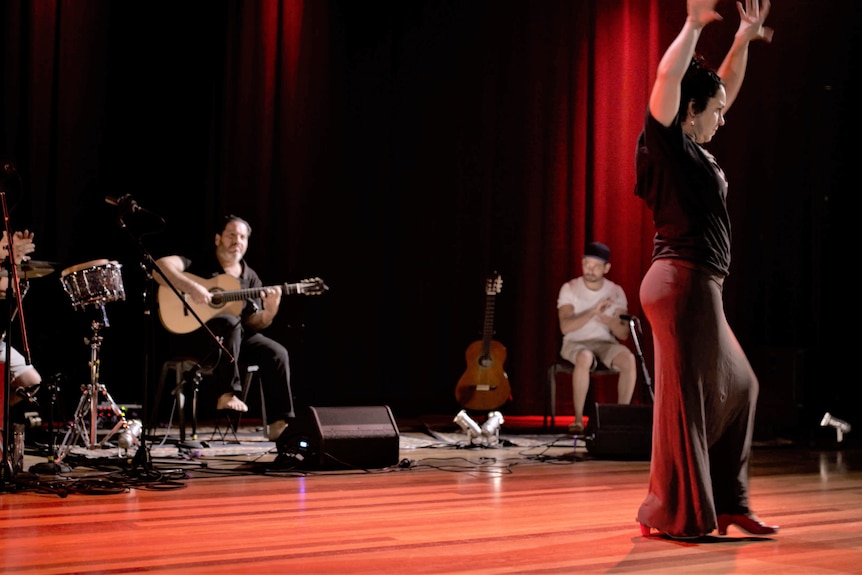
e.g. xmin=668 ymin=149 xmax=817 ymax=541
xmin=154 ymin=214 xmax=294 ymax=441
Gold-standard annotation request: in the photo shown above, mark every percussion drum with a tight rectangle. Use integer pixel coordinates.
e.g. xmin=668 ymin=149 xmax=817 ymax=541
xmin=60 ymin=259 xmax=125 ymax=310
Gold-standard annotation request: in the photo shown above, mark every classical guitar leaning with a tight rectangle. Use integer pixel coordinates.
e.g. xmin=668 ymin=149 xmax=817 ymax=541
xmin=455 ymin=273 xmax=511 ymax=411
xmin=158 ymin=271 xmax=327 ymax=334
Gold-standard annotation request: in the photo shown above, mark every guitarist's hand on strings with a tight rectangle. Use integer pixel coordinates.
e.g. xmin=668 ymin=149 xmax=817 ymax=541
xmin=246 ymin=285 xmax=282 ymax=330
xmin=154 ymin=254 xmax=213 ymax=305
xmin=186 ymin=282 xmax=212 ymax=305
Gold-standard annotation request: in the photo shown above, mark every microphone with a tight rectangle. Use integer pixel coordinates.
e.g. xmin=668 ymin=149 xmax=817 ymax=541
xmin=105 ymin=194 xmax=140 ymax=213
xmin=620 ymin=314 xmax=634 ymax=321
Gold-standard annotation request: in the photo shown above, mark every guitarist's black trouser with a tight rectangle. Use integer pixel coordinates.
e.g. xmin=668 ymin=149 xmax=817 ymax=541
xmin=179 ymin=314 xmax=296 ymax=421
xmin=239 ymin=332 xmax=295 ymax=420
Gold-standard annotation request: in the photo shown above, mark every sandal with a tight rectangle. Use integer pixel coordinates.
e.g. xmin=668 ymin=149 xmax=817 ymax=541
xmin=567 ymin=422 xmax=585 ymax=435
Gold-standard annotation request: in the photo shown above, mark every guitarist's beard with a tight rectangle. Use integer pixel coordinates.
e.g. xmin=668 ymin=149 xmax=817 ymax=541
xmin=218 ymin=244 xmax=244 ymax=264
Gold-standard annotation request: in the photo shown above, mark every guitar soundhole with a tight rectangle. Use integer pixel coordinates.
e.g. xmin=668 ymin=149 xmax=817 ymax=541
xmin=210 ymin=289 xmax=224 ymax=307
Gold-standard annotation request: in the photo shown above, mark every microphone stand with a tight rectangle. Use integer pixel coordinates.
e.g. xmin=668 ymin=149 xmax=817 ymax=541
xmin=112 ymin=202 xmax=233 ymax=478
xmin=625 ymin=316 xmax=654 ymax=402
xmin=0 ymin=230 xmax=14 ymax=490
xmin=29 ymin=373 xmax=71 ymax=474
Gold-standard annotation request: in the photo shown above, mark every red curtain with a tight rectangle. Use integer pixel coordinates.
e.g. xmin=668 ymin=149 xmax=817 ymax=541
xmin=512 ymin=0 xmax=660 ymax=411
xmin=3 ymin=0 xmax=826 ymax=420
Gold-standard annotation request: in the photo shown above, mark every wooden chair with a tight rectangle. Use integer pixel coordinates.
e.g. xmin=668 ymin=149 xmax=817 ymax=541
xmin=544 ymin=315 xmax=652 ymax=430
xmin=211 ymin=364 xmax=267 ymax=443
xmin=151 ymin=358 xmax=265 ymax=443
xmin=544 ymin=359 xmax=619 ymax=430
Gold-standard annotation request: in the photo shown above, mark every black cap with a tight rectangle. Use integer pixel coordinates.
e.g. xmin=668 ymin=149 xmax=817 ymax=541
xmin=584 ymin=241 xmax=610 ymax=263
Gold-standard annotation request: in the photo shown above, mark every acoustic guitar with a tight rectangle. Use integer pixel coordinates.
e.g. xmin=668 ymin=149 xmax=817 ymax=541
xmin=455 ymin=272 xmax=511 ymax=410
xmin=158 ymin=271 xmax=327 ymax=334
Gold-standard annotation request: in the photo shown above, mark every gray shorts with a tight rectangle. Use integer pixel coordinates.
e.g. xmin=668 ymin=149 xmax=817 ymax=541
xmin=560 ymin=339 xmax=628 ymax=371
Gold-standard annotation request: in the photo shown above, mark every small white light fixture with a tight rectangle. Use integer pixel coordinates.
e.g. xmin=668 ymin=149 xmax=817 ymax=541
xmin=481 ymin=411 xmax=505 ymax=445
xmin=821 ymin=412 xmax=851 ymax=443
xmin=454 ymin=410 xmax=506 ymax=447
xmin=454 ymin=410 xmax=482 ymax=440
xmin=118 ymin=418 xmax=143 ymax=452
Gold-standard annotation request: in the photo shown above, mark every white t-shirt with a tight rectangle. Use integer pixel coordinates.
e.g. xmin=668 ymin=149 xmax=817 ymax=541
xmin=0 ymin=342 xmax=37 ymax=380
xmin=557 ymin=277 xmax=628 ymax=343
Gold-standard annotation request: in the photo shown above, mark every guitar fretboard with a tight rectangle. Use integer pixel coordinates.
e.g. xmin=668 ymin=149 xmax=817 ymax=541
xmin=210 ymin=282 xmax=313 ymax=304
xmin=481 ymin=294 xmax=496 ymax=356
xmin=480 ymin=273 xmax=502 ymax=359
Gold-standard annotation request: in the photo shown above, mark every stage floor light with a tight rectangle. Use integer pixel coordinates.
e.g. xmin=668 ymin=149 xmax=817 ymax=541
xmin=821 ymin=412 xmax=851 ymax=443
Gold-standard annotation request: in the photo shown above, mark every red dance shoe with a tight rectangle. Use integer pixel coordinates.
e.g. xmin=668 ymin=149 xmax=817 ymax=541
xmin=717 ymin=514 xmax=779 ymax=536
xmin=638 ymin=522 xmax=700 ymax=540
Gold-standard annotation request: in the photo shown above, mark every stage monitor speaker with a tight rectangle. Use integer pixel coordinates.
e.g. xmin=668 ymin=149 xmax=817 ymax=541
xmin=276 ymin=406 xmax=400 ymax=470
xmin=585 ymin=403 xmax=653 ymax=460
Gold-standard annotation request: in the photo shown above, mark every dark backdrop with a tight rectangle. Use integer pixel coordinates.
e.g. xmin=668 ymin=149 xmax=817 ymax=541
xmin=1 ymin=0 xmax=858 ymax=440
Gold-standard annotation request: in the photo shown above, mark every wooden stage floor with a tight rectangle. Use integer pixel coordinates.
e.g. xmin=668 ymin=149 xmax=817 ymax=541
xmin=2 ymin=414 xmax=862 ymax=574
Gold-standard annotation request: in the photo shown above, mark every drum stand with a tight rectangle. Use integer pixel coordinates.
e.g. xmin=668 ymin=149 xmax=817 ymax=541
xmin=56 ymin=305 xmax=133 ymax=462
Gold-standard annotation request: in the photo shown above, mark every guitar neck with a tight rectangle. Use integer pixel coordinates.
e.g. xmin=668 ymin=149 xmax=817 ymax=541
xmin=480 ymin=293 xmax=496 ymax=355
xmin=217 ymin=283 xmax=301 ymax=303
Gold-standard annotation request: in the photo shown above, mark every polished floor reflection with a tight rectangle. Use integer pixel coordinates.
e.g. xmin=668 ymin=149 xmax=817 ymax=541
xmin=1 ymin=416 xmax=861 ymax=574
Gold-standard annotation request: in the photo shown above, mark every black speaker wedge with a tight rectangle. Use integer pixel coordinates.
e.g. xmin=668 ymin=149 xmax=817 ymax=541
xmin=585 ymin=403 xmax=653 ymax=460
xmin=276 ymin=405 xmax=400 ymax=470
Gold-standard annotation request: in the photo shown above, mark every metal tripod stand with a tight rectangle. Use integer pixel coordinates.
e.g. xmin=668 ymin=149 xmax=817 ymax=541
xmin=56 ymin=305 xmax=133 ymax=462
